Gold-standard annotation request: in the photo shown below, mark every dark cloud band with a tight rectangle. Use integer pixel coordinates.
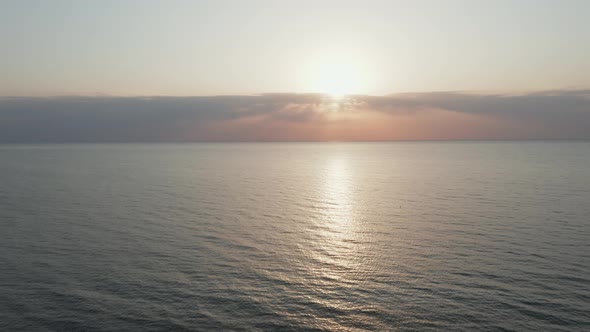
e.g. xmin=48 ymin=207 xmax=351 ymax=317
xmin=0 ymin=90 xmax=588 ymax=142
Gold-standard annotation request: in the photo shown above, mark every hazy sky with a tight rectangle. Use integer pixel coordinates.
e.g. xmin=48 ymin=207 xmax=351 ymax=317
xmin=1 ymin=1 xmax=589 ymax=142
xmin=2 ymin=0 xmax=589 ymax=96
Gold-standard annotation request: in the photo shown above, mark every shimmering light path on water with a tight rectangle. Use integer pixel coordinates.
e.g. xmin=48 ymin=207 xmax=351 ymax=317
xmin=1 ymin=142 xmax=589 ymax=331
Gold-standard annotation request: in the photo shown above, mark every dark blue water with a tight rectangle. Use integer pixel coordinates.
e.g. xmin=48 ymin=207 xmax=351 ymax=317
xmin=1 ymin=142 xmax=589 ymax=331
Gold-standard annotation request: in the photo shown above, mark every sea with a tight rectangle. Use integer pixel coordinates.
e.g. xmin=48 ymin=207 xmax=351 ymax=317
xmin=0 ymin=142 xmax=589 ymax=331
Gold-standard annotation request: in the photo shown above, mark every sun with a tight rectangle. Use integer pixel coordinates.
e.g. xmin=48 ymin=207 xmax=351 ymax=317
xmin=307 ymin=55 xmax=368 ymax=98
xmin=314 ymin=64 xmax=359 ymax=98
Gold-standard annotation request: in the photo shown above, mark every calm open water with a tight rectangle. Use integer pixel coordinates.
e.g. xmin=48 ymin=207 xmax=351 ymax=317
xmin=1 ymin=142 xmax=589 ymax=331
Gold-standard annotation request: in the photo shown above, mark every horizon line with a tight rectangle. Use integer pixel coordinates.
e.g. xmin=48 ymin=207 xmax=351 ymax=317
xmin=1 ymin=139 xmax=589 ymax=145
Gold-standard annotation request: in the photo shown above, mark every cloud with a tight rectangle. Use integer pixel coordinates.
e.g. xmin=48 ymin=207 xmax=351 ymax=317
xmin=0 ymin=90 xmax=589 ymax=142
xmin=362 ymin=90 xmax=590 ymax=139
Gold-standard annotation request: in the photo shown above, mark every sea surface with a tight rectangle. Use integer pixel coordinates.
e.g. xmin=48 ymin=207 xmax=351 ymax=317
xmin=1 ymin=142 xmax=589 ymax=331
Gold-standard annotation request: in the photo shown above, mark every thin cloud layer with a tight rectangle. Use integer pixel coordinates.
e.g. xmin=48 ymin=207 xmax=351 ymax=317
xmin=0 ymin=90 xmax=589 ymax=142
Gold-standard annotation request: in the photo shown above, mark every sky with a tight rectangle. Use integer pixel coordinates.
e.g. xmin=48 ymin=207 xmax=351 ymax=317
xmin=1 ymin=0 xmax=589 ymax=141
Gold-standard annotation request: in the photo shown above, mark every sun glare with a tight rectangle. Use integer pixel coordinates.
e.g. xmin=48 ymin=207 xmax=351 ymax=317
xmin=307 ymin=54 xmax=369 ymax=98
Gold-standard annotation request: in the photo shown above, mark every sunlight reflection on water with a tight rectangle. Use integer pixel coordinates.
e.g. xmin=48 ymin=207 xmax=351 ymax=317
xmin=309 ymin=155 xmax=368 ymax=283
xmin=2 ymin=143 xmax=589 ymax=331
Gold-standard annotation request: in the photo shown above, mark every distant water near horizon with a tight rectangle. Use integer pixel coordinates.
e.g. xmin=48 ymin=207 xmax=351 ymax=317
xmin=1 ymin=142 xmax=589 ymax=331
